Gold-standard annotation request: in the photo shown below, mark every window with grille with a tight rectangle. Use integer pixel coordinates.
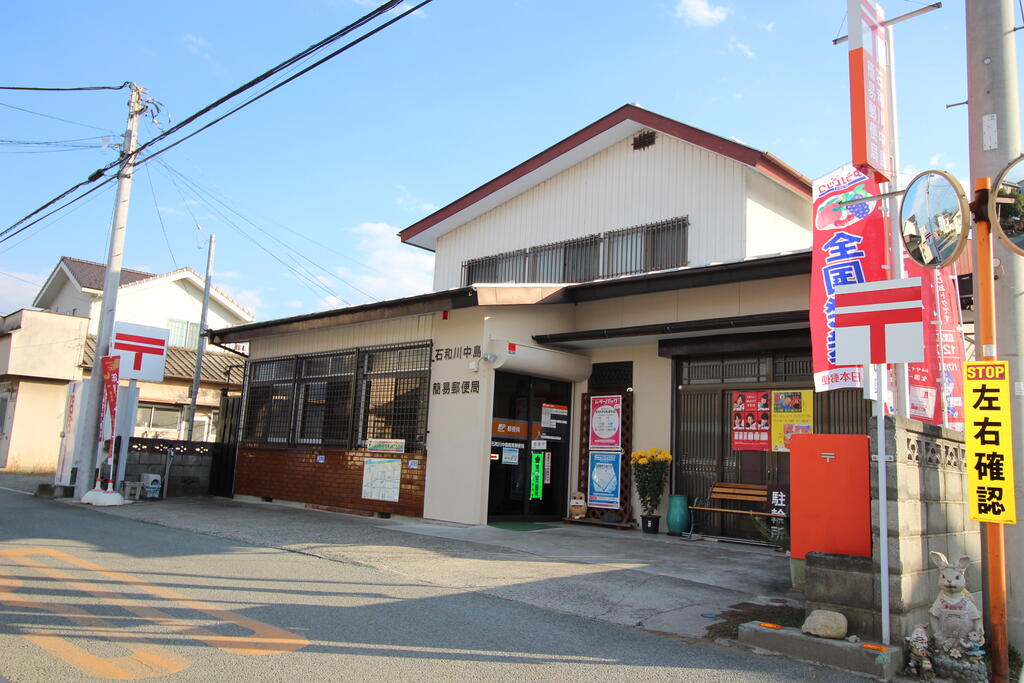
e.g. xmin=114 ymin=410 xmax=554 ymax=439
xmin=241 ymin=342 xmax=431 ymax=449
xmin=462 ymin=216 xmax=687 ymax=286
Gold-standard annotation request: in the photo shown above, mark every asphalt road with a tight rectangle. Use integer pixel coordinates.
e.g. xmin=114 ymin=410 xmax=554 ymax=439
xmin=0 ymin=487 xmax=857 ymax=681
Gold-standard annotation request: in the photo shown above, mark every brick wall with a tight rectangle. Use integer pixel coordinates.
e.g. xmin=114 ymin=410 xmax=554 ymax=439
xmin=234 ymin=445 xmax=426 ymax=517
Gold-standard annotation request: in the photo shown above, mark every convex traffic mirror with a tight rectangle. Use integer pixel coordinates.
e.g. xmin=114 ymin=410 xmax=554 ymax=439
xmin=990 ymin=154 xmax=1024 ymax=257
xmin=899 ymin=170 xmax=970 ymax=269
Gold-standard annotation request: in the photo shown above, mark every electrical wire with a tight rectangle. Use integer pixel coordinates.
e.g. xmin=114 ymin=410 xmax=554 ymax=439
xmin=143 ymin=162 xmax=178 ymax=268
xmin=0 ymin=100 xmax=117 ymax=133
xmin=0 ymin=270 xmax=42 ymax=287
xmin=154 ymin=155 xmax=385 ymax=302
xmin=151 ymin=159 xmax=349 ymax=303
xmin=0 ymin=181 xmax=113 ymax=255
xmin=0 ymin=0 xmax=430 ymax=243
xmin=0 ymin=83 xmax=131 ymax=92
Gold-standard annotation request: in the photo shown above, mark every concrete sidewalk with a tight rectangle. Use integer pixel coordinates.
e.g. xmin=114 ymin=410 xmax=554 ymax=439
xmin=1 ymin=473 xmax=804 ymax=642
xmin=24 ymin=488 xmax=803 ymax=644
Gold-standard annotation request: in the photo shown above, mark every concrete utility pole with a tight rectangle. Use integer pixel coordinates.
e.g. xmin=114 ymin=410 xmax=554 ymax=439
xmin=187 ymin=232 xmax=215 ymax=441
xmin=965 ymin=0 xmax=1021 ymax=678
xmin=73 ymin=83 xmax=144 ymax=500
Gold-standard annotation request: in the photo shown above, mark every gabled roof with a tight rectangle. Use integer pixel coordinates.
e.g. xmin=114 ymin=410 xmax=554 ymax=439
xmin=399 ymin=104 xmax=811 ymax=251
xmin=32 ymin=256 xmax=254 ymax=323
xmin=63 ymin=257 xmax=153 ymax=290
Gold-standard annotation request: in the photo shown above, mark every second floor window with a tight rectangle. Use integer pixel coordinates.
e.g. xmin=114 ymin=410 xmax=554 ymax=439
xmin=168 ymin=319 xmax=201 ymax=348
xmin=462 ymin=216 xmax=688 ymax=286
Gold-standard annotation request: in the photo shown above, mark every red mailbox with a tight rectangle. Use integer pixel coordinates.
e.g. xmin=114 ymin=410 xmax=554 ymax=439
xmin=789 ymin=434 xmax=871 ymax=560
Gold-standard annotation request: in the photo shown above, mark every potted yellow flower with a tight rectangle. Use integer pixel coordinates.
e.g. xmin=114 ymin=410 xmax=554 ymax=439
xmin=630 ymin=448 xmax=672 ymax=533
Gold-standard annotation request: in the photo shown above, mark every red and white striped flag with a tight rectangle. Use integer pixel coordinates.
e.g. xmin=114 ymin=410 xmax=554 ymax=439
xmin=834 ymin=278 xmax=924 ymax=366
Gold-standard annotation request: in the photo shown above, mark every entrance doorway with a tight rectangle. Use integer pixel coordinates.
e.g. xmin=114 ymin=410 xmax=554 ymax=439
xmin=487 ymin=371 xmax=571 ymax=521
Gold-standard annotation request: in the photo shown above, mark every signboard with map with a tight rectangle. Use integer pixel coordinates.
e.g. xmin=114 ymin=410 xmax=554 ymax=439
xmin=361 ymin=458 xmax=402 ymax=502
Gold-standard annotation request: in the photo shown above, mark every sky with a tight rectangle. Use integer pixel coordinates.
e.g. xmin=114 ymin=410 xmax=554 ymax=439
xmin=0 ymin=0 xmax=1015 ymax=322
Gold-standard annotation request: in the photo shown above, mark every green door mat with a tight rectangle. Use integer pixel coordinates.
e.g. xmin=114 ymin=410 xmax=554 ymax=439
xmin=488 ymin=522 xmax=558 ymax=532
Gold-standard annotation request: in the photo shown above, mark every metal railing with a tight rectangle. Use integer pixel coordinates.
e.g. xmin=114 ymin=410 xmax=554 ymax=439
xmin=462 ymin=216 xmax=688 ymax=286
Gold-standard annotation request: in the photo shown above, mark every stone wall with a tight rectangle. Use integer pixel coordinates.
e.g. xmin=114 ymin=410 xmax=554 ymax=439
xmin=805 ymin=415 xmax=980 ymax=642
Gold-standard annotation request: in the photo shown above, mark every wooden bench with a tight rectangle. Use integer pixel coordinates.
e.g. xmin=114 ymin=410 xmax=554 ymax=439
xmin=688 ymin=482 xmax=787 ymax=522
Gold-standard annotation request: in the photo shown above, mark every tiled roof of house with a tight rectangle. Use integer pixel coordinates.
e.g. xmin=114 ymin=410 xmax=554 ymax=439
xmin=83 ymin=336 xmax=245 ymax=386
xmin=62 ymin=257 xmax=154 ymax=290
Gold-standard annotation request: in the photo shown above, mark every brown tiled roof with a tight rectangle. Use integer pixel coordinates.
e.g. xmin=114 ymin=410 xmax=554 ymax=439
xmin=62 ymin=257 xmax=154 ymax=290
xmin=83 ymin=336 xmax=245 ymax=386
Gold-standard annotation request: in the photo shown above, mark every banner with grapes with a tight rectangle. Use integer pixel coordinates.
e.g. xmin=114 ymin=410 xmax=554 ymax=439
xmin=810 ymin=165 xmax=889 ymax=392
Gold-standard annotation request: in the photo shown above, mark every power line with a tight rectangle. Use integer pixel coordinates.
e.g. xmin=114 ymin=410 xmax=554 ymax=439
xmin=0 ymin=270 xmax=42 ymax=287
xmin=0 ymin=0 xmax=430 ymax=243
xmin=143 ymin=162 xmax=177 ymax=268
xmin=152 ymin=160 xmax=349 ymax=303
xmin=0 ymin=100 xmax=117 ymax=133
xmin=0 ymin=82 xmax=131 ymax=92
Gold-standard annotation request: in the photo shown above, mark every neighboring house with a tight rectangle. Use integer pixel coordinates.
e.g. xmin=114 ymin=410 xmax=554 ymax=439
xmin=0 ymin=257 xmax=254 ymax=473
xmin=212 ymin=104 xmax=864 ymax=534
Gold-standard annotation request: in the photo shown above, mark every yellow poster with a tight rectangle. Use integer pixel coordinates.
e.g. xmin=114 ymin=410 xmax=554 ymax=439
xmin=771 ymin=390 xmax=813 ymax=452
xmin=964 ymin=362 xmax=1017 ymax=524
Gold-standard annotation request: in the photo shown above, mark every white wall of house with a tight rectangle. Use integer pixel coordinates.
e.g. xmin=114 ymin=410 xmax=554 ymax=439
xmin=92 ymin=278 xmax=243 ymax=338
xmin=431 ymin=133 xmax=808 ymax=291
xmin=744 ymin=169 xmax=812 ymax=257
xmin=47 ymin=277 xmax=93 ymax=318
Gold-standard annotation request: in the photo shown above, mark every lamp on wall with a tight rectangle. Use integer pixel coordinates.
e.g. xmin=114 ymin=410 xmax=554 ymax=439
xmin=469 ymin=352 xmax=498 ymax=373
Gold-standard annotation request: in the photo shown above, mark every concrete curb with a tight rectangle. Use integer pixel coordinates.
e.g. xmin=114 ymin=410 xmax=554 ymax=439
xmin=738 ymin=621 xmax=903 ymax=681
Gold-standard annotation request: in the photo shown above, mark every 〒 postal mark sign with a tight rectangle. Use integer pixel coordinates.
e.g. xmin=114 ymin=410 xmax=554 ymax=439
xmin=111 ymin=322 xmax=169 ymax=382
xmin=833 ymin=277 xmax=924 ymax=365
xmin=964 ymin=361 xmax=1017 ymax=524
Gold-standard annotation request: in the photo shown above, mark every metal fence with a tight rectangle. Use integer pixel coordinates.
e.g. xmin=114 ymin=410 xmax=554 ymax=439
xmin=462 ymin=216 xmax=688 ymax=285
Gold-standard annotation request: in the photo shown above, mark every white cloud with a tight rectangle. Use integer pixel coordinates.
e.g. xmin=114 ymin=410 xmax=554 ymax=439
xmin=728 ymin=36 xmax=755 ymax=59
xmin=0 ymin=271 xmax=43 ymax=314
xmin=761 ymin=21 xmax=775 ymax=32
xmin=215 ymin=281 xmax=262 ymax=316
xmin=395 ymin=185 xmax=438 ymax=213
xmin=158 ymin=206 xmax=185 ymax=216
xmin=183 ymin=34 xmax=213 ymax=60
xmin=317 ymin=295 xmax=345 ymax=310
xmin=214 ymin=270 xmax=240 ymax=280
xmin=335 ymin=221 xmax=435 ymax=303
xmin=286 ymin=300 xmax=305 ymax=309
xmin=929 ymin=153 xmax=942 ymax=166
xmin=675 ymin=0 xmax=732 ymax=27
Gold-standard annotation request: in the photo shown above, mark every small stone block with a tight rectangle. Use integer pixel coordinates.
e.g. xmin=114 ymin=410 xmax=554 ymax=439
xmin=802 ymin=609 xmax=848 ymax=639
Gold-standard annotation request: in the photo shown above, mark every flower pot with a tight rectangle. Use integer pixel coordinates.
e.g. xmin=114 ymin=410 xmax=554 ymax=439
xmin=641 ymin=515 xmax=661 ymax=534
xmin=666 ymin=494 xmax=690 ymax=536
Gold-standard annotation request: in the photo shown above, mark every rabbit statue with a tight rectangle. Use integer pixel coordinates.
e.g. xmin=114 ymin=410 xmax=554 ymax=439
xmin=928 ymin=551 xmax=983 ymax=658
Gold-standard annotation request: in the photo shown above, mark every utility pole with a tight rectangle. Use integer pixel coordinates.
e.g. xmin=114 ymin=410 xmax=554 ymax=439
xmin=73 ymin=83 xmax=144 ymax=500
xmin=187 ymin=232 xmax=215 ymax=441
xmin=966 ymin=1 xmax=1021 ymax=680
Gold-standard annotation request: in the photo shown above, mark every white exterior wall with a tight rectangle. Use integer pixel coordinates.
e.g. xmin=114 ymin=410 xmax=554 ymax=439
xmin=432 ymin=133 xmax=749 ymax=290
xmin=744 ymin=169 xmax=812 ymax=257
xmin=97 ymin=279 xmax=242 ymax=336
xmin=47 ymin=277 xmax=93 ymax=317
xmin=249 ymin=315 xmax=434 ymax=359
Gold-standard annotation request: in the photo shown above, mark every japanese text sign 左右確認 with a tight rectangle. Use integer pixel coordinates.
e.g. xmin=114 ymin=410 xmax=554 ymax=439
xmin=964 ymin=361 xmax=1017 ymax=524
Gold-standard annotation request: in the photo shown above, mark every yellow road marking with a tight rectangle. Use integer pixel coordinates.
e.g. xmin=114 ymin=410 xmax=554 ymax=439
xmin=0 ymin=547 xmax=310 ymax=679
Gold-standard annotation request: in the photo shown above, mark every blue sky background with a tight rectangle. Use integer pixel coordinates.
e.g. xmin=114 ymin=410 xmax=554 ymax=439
xmin=0 ymin=0 xmax=1014 ymax=321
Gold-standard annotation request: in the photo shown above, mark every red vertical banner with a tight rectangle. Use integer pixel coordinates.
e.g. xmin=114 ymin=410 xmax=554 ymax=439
xmin=811 ymin=165 xmax=890 ymax=392
xmin=100 ymin=355 xmax=120 ymax=439
xmin=848 ymin=0 xmax=892 ymax=183
xmin=902 ymin=260 xmax=966 ymax=429
xmin=730 ymin=391 xmax=770 ymax=451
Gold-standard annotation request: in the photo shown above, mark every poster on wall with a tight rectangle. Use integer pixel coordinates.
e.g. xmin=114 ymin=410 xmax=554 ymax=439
xmin=589 ymin=395 xmax=622 ymax=451
xmin=587 ymin=451 xmax=621 ymax=509
xmin=361 ymin=458 xmax=402 ymax=502
xmin=771 ymin=390 xmax=814 ymax=452
xmin=730 ymin=391 xmax=770 ymax=451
